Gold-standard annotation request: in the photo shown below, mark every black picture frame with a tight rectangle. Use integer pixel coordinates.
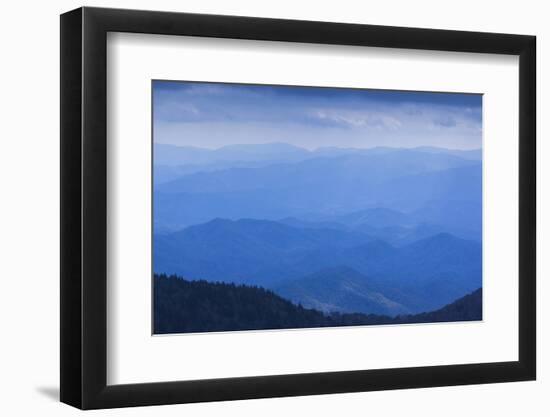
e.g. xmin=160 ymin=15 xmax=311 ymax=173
xmin=60 ymin=6 xmax=536 ymax=410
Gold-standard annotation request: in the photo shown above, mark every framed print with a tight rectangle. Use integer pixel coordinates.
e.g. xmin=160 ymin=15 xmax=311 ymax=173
xmin=60 ymin=7 xmax=536 ymax=409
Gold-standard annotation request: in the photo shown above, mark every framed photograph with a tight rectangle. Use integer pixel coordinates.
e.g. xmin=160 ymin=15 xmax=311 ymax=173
xmin=60 ymin=6 xmax=536 ymax=409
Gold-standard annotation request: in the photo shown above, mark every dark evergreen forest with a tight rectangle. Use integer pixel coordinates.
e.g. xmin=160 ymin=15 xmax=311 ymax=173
xmin=154 ymin=274 xmax=482 ymax=334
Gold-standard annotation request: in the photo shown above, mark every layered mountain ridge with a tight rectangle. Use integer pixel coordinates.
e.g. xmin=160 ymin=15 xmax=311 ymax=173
xmin=153 ymin=143 xmax=482 ymax=320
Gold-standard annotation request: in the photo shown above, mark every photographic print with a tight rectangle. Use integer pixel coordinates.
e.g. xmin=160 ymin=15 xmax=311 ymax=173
xmin=152 ymin=81 xmax=482 ymax=335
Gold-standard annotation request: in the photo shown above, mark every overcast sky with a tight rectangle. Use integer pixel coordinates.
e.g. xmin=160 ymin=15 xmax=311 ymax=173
xmin=153 ymin=80 xmax=482 ymax=150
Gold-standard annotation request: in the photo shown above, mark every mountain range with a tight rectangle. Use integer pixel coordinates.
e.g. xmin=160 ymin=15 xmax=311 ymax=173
xmin=153 ymin=143 xmax=483 ymax=322
xmin=155 ymin=142 xmax=481 ymax=170
xmin=154 ymin=218 xmax=481 ymax=314
xmin=154 ymin=145 xmax=481 ymax=237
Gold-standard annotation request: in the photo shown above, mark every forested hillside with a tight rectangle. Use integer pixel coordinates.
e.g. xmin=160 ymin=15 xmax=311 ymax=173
xmin=154 ymin=274 xmax=482 ymax=334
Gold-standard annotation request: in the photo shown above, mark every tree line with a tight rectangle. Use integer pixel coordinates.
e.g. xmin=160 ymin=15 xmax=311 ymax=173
xmin=154 ymin=274 xmax=482 ymax=334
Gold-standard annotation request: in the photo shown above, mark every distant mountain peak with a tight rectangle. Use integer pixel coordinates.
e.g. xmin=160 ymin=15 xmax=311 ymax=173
xmin=218 ymin=142 xmax=310 ymax=153
xmin=399 ymin=232 xmax=481 ymax=266
xmin=306 ymin=265 xmax=365 ymax=278
xmin=411 ymin=232 xmax=463 ymax=245
xmin=361 ymin=239 xmax=396 ymax=250
xmin=202 ymin=217 xmax=233 ymax=225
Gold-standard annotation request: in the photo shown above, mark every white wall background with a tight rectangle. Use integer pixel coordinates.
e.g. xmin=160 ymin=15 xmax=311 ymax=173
xmin=0 ymin=0 xmax=545 ymax=415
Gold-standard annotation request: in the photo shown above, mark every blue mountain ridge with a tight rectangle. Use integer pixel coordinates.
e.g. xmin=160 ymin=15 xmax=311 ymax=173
xmin=154 ymin=218 xmax=481 ymax=314
xmin=154 ymin=150 xmax=481 ymax=233
xmin=154 ymin=142 xmax=481 ymax=167
xmin=153 ymin=144 xmax=482 ymax=317
xmin=273 ymin=266 xmax=410 ymax=316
